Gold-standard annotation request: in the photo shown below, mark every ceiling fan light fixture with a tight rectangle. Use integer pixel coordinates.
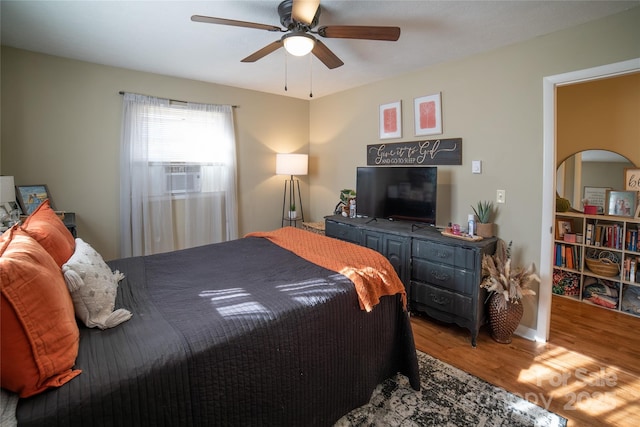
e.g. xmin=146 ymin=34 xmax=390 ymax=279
xmin=283 ymin=32 xmax=315 ymax=56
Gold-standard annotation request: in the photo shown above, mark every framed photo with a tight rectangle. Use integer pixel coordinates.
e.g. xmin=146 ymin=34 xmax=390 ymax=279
xmin=15 ymin=184 xmax=54 ymax=215
xmin=583 ymin=186 xmax=610 ymax=214
xmin=555 ymin=218 xmax=574 ymax=240
xmin=414 ymin=92 xmax=442 ymax=136
xmin=624 ymin=168 xmax=640 ymax=191
xmin=379 ymin=101 xmax=402 ymax=139
xmin=605 ymin=190 xmax=637 ymax=218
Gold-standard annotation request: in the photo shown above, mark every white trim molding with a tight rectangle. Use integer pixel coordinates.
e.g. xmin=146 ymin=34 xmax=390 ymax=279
xmin=537 ymin=58 xmax=640 ymax=343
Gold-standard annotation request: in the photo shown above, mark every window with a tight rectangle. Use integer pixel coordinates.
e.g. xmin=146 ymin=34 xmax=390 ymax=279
xmin=120 ymin=93 xmax=238 ymax=257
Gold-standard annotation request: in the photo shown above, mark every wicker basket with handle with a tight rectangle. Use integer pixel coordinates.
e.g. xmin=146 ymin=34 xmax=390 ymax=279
xmin=585 ymin=251 xmax=619 ymax=277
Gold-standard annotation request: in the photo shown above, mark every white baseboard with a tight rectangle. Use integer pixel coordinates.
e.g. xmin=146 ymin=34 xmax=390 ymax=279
xmin=514 ymin=324 xmax=538 ymax=342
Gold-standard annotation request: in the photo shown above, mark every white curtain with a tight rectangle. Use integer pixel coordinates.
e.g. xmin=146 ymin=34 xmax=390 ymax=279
xmin=120 ymin=93 xmax=238 ymax=257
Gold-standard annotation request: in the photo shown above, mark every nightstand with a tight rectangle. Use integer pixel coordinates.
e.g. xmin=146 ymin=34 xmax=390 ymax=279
xmin=63 ymin=212 xmax=77 ymax=237
xmin=18 ymin=211 xmax=77 ymax=237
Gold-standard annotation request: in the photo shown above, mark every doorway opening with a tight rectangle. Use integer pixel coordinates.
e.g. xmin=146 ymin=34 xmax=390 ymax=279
xmin=537 ymin=58 xmax=640 ymax=342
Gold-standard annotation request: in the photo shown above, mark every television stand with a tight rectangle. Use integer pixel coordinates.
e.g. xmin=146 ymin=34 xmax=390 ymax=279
xmin=324 ymin=215 xmax=496 ymax=347
xmin=411 ymin=223 xmax=437 ymax=233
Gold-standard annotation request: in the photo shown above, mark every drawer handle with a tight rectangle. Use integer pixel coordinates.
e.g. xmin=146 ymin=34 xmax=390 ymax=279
xmin=431 ymin=270 xmax=450 ymax=281
xmin=434 ymin=251 xmax=449 ymax=259
xmin=430 ymin=293 xmax=450 ymax=306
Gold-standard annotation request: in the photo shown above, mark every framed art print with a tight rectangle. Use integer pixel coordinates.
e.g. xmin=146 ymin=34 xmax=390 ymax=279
xmin=624 ymin=168 xmax=640 ymax=191
xmin=15 ymin=184 xmax=55 ymax=215
xmin=379 ymin=101 xmax=402 ymax=139
xmin=605 ymin=190 xmax=637 ymax=218
xmin=414 ymin=93 xmax=442 ymax=136
xmin=583 ymin=186 xmax=610 ymax=214
xmin=555 ymin=218 xmax=574 ymax=240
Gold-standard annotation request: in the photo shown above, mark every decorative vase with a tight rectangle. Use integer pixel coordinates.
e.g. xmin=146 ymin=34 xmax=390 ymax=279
xmin=476 ymin=222 xmax=494 ymax=238
xmin=288 ymin=210 xmax=297 ymax=219
xmin=487 ymin=293 xmax=523 ymax=344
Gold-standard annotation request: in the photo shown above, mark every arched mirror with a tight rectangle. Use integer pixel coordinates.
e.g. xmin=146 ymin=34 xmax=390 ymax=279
xmin=557 ymin=150 xmax=635 ymax=213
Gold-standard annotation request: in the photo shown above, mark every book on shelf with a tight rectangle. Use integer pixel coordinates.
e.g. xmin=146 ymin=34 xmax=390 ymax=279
xmin=627 ymin=229 xmax=638 ymax=252
xmin=594 ymin=225 xmax=603 ymax=247
xmin=586 ymin=223 xmax=594 ymax=245
xmin=553 ymin=243 xmax=581 ymax=270
xmin=591 ymin=224 xmax=624 ymax=249
xmin=623 ymin=256 xmax=639 ymax=283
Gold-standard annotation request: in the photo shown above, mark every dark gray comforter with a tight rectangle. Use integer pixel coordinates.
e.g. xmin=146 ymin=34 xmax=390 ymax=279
xmin=16 ymin=236 xmax=419 ymax=426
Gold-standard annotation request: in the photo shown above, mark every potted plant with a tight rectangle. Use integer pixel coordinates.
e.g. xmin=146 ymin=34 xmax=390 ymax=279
xmin=288 ymin=202 xmax=297 ymax=219
xmin=480 ymin=239 xmax=539 ymax=343
xmin=471 ymin=200 xmax=496 ymax=238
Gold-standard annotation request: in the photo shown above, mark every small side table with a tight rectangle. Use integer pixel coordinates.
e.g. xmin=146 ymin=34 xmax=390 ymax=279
xmin=17 ymin=211 xmax=77 ymax=237
xmin=63 ymin=212 xmax=77 ymax=237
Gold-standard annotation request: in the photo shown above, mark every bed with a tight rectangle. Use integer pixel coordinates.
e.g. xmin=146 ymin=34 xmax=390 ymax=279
xmin=1 ymin=204 xmax=419 ymax=426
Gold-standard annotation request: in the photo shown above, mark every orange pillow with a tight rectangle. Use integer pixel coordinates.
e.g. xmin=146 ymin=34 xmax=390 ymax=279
xmin=20 ymin=199 xmax=75 ymax=267
xmin=0 ymin=226 xmax=81 ymax=398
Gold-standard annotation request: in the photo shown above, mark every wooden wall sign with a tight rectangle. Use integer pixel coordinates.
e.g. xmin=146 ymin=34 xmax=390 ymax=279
xmin=367 ymin=138 xmax=462 ymax=166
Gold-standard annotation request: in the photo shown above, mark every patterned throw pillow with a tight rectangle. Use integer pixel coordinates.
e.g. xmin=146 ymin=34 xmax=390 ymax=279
xmin=62 ymin=238 xmax=132 ymax=329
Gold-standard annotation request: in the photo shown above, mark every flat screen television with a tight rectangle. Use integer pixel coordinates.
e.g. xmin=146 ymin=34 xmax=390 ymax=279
xmin=356 ymin=166 xmax=437 ymax=225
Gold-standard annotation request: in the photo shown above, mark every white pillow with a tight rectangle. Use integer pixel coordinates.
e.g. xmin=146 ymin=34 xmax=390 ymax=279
xmin=62 ymin=238 xmax=132 ymax=329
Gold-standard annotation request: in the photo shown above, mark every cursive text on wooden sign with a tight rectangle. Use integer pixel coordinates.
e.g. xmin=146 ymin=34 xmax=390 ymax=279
xmin=367 ymin=138 xmax=462 ymax=166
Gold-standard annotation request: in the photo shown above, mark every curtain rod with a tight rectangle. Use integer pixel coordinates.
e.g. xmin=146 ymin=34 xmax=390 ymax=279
xmin=118 ymin=91 xmax=238 ymax=108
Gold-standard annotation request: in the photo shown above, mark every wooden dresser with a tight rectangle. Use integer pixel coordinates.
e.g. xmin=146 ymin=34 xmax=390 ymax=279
xmin=325 ymin=215 xmax=496 ymax=346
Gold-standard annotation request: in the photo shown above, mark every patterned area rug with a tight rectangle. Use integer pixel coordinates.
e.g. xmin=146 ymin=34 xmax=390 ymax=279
xmin=335 ymin=351 xmax=567 ymax=427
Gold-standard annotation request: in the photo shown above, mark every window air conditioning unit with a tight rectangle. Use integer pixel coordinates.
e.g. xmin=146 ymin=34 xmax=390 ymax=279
xmin=164 ymin=164 xmax=202 ymax=194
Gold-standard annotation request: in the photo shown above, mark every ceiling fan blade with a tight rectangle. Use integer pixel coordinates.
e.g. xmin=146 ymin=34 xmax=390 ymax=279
xmin=191 ymin=15 xmax=282 ymax=32
xmin=318 ymin=25 xmax=401 ymax=41
xmin=312 ymin=39 xmax=344 ymax=69
xmin=292 ymin=0 xmax=320 ymax=26
xmin=241 ymin=40 xmax=284 ymax=63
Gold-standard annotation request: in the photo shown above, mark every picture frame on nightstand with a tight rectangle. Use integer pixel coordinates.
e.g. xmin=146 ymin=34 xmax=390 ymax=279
xmin=15 ymin=184 xmax=54 ymax=215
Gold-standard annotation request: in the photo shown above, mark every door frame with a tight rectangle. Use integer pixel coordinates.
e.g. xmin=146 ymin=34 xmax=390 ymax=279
xmin=537 ymin=58 xmax=640 ymax=342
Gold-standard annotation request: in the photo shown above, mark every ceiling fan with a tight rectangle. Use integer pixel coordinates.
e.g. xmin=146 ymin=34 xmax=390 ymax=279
xmin=191 ymin=0 xmax=401 ymax=69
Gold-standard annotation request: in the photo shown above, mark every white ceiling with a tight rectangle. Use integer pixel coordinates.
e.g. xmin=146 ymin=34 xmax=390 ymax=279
xmin=2 ymin=0 xmax=638 ymax=100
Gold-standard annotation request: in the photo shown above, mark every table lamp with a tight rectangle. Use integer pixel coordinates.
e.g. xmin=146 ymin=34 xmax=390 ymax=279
xmin=0 ymin=176 xmax=19 ymax=230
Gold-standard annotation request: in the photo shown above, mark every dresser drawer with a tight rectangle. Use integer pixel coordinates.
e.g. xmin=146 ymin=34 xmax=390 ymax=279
xmin=412 ymin=258 xmax=475 ymax=295
xmin=325 ymin=220 xmax=361 ymax=244
xmin=410 ymin=281 xmax=473 ymax=321
xmin=412 ymin=239 xmax=476 ymax=269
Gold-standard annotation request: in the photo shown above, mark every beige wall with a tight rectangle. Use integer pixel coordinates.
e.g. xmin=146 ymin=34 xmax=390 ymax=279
xmin=1 ymin=47 xmax=309 ymax=260
xmin=309 ymin=7 xmax=640 ymax=330
xmin=2 ymin=7 xmax=639 ymax=332
xmin=582 ymin=161 xmax=635 ymax=191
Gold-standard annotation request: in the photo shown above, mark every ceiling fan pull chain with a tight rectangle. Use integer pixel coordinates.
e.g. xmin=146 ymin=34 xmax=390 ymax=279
xmin=284 ymin=51 xmax=288 ymax=92
xmin=309 ymin=54 xmax=313 ymax=98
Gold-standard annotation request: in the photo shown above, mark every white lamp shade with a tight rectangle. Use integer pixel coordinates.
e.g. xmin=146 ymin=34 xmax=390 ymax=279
xmin=283 ymin=33 xmax=315 ymax=57
xmin=276 ymin=154 xmax=308 ymax=176
xmin=0 ymin=176 xmax=15 ymax=204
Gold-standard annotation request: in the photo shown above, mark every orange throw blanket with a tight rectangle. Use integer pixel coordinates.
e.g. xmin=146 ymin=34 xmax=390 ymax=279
xmin=246 ymin=227 xmax=407 ymax=312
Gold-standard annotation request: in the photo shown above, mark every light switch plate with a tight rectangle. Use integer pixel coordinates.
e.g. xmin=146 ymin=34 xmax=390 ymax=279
xmin=497 ymin=189 xmax=506 ymax=204
xmin=472 ymin=160 xmax=482 ymax=174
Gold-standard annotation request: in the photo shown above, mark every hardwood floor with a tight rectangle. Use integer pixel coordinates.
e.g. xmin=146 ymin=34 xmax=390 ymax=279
xmin=410 ymin=296 xmax=640 ymax=427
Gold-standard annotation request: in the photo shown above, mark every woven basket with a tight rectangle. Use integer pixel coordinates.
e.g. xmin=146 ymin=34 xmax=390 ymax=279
xmin=487 ymin=293 xmax=524 ymax=344
xmin=301 ymin=222 xmax=325 ymax=235
xmin=585 ymin=258 xmax=619 ymax=277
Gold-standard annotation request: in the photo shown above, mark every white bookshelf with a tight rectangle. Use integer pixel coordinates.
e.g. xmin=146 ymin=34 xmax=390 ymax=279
xmin=553 ymin=211 xmax=640 ymax=318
